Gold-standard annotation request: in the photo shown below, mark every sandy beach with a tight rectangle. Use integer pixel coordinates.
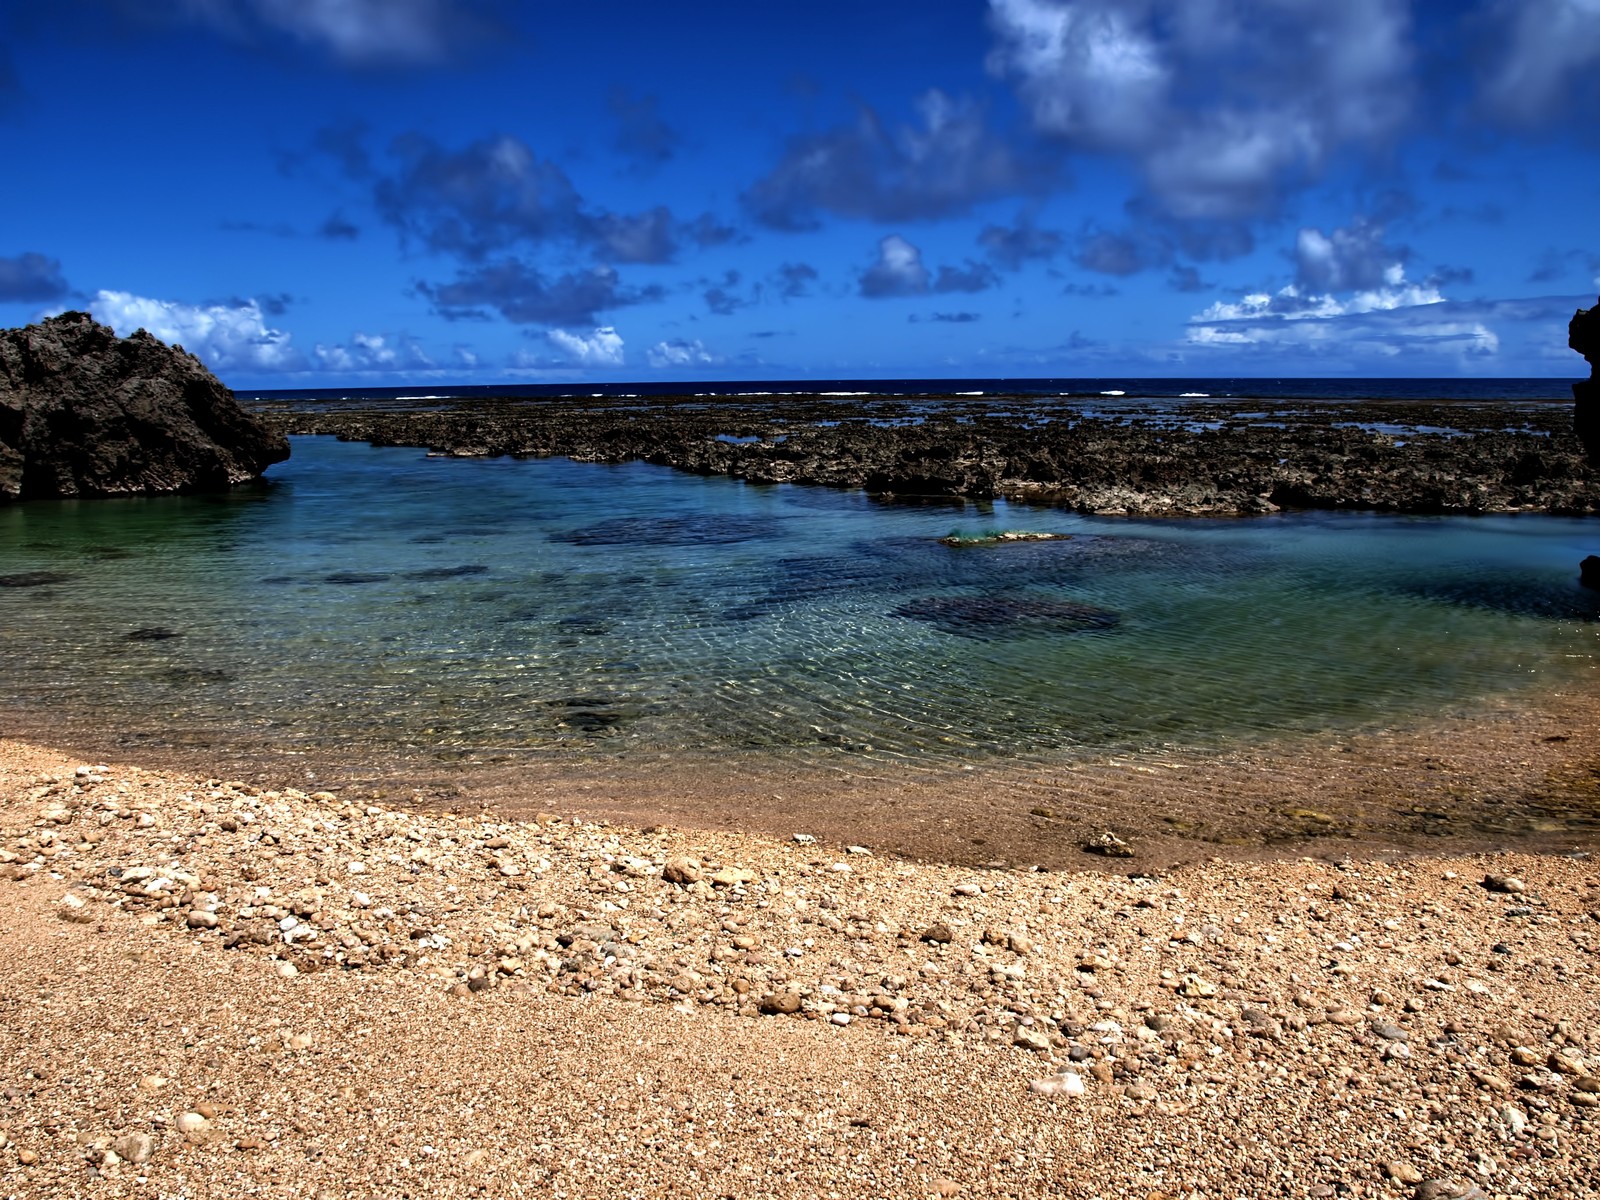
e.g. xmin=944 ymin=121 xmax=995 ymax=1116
xmin=2 ymin=736 xmax=1597 ymax=1199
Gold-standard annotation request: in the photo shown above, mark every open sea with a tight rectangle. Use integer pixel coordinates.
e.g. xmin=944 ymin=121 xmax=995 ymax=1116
xmin=2 ymin=375 xmax=1597 ymax=781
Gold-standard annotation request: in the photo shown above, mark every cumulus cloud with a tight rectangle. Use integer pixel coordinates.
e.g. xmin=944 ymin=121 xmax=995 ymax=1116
xmin=165 ymin=0 xmax=508 ymax=66
xmin=1477 ymin=0 xmax=1600 ymax=124
xmin=355 ymin=130 xmax=725 ymax=269
xmin=1294 ymin=220 xmax=1409 ymax=292
xmin=860 ymin=235 xmax=931 ymax=297
xmin=0 ymin=253 xmax=71 ymax=303
xmin=987 ymin=0 xmax=1413 ymax=221
xmin=744 ymin=90 xmax=1057 ymax=229
xmin=547 ymin=326 xmax=624 ymax=367
xmin=646 ymin=338 xmax=720 ymax=368
xmin=703 ymin=270 xmax=747 ymax=316
xmin=979 ymin=213 xmax=1063 ymax=269
xmin=89 ymin=290 xmax=302 ymax=372
xmin=1173 ymin=237 xmax=1572 ymax=365
xmin=416 ymin=261 xmax=661 ymax=326
xmin=375 ymin=133 xmax=588 ymax=261
xmin=312 ymin=331 xmax=434 ymax=372
xmin=859 ymin=236 xmax=998 ymax=299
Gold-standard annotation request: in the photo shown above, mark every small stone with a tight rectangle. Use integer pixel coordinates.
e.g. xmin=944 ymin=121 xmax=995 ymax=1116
xmin=1013 ymin=1026 xmax=1052 ymax=1052
xmin=57 ymin=893 xmax=93 ymax=923
xmin=287 ymin=1032 xmax=314 ymax=1050
xmin=1007 ymin=932 xmax=1035 ymax=955
xmin=1373 ymin=1022 xmax=1408 ymax=1041
xmin=16 ymin=1148 xmax=38 ymax=1165
xmin=830 ymin=1012 xmax=851 ymax=1026
xmin=759 ymin=992 xmax=803 ymax=1015
xmin=186 ymin=910 xmax=218 ymax=929
xmin=921 ymin=923 xmax=953 ymax=945
xmin=1386 ymin=1161 xmax=1425 ymax=1185
xmin=952 ymin=884 xmax=982 ymax=897
xmin=175 ymin=1112 xmax=210 ymax=1135
xmin=1082 ymin=831 xmax=1133 ymax=858
xmin=1482 ymin=874 xmax=1526 ymax=894
xmin=933 ymin=1179 xmax=962 ymax=1198
xmin=1413 ymin=1181 xmax=1486 ymax=1200
xmin=1028 ymin=1072 xmax=1085 ymax=1097
xmin=137 ymin=1074 xmax=169 ymax=1093
xmin=273 ymin=961 xmax=298 ymax=979
xmin=112 ymin=1133 xmax=155 ymax=1165
xmin=709 ymin=866 xmax=755 ymax=887
xmin=662 ymin=858 xmax=702 ymax=885
xmin=1178 ymin=974 xmax=1217 ymax=998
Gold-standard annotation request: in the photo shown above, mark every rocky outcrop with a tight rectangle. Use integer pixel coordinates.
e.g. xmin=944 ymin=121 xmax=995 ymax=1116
xmin=0 ymin=311 xmax=289 ymax=500
xmin=1573 ymin=296 xmax=1600 ymax=467
xmin=269 ymin=390 xmax=1600 ymax=517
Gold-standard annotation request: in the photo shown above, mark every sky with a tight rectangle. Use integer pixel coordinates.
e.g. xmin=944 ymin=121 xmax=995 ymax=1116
xmin=1 ymin=0 xmax=1598 ymax=388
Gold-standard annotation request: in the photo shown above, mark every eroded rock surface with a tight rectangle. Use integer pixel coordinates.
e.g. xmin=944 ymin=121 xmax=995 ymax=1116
xmin=266 ymin=390 xmax=1598 ymax=517
xmin=0 ymin=311 xmax=289 ymax=500
xmin=1572 ymin=295 xmax=1600 ymax=467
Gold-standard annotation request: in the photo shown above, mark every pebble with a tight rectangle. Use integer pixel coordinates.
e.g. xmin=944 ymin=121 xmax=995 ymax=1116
xmin=1028 ymin=1072 xmax=1086 ymax=1097
xmin=1013 ymin=1026 xmax=1051 ymax=1052
xmin=1482 ymin=874 xmax=1526 ymax=894
xmin=175 ymin=1111 xmax=210 ymax=1134
xmin=112 ymin=1133 xmax=155 ymax=1165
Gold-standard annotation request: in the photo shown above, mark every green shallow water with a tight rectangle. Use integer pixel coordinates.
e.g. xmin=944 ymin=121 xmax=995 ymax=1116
xmin=1 ymin=435 xmax=1598 ymax=768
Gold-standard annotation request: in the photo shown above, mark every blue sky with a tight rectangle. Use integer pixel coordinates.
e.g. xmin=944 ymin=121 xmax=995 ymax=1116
xmin=2 ymin=0 xmax=1597 ymax=386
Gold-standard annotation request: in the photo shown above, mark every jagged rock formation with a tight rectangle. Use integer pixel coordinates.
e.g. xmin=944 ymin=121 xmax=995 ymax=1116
xmin=0 ymin=312 xmax=289 ymax=500
xmin=1573 ymin=295 xmax=1600 ymax=467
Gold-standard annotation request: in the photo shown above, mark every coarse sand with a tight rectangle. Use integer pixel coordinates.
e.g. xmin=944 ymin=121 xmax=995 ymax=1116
xmin=1 ymin=737 xmax=1597 ymax=1199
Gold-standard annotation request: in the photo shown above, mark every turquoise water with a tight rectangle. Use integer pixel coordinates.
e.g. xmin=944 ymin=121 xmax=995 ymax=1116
xmin=1 ymin=435 xmax=1597 ymax=768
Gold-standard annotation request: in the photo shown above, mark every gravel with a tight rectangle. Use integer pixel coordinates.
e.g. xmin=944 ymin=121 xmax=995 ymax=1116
xmin=2 ymin=737 xmax=1598 ymax=1198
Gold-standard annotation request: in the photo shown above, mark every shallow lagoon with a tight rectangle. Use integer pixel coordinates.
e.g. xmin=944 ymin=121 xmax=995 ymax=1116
xmin=2 ymin=435 xmax=1597 ymax=769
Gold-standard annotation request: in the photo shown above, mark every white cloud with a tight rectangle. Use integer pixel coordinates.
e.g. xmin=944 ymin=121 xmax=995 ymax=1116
xmin=89 ymin=290 xmax=302 ymax=371
xmin=546 ymin=326 xmax=624 ymax=366
xmin=987 ymin=0 xmax=1412 ymax=220
xmin=312 ymin=332 xmax=434 ymax=372
xmin=860 ymin=235 xmax=931 ymax=297
xmin=1183 ymin=260 xmax=1508 ymax=363
xmin=646 ymin=338 xmax=719 ymax=368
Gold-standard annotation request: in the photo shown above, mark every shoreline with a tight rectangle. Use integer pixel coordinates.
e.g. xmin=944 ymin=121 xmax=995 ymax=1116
xmin=2 ymin=734 xmax=1598 ymax=1197
xmin=5 ymin=669 xmax=1600 ymax=873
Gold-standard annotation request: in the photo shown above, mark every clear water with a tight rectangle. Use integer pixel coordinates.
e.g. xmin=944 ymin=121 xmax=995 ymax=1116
xmin=2 ymin=435 xmax=1598 ymax=769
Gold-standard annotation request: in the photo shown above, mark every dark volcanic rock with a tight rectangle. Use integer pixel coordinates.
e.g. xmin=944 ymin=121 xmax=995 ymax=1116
xmin=263 ymin=388 xmax=1599 ymax=517
xmin=0 ymin=311 xmax=289 ymax=500
xmin=1573 ymin=296 xmax=1600 ymax=467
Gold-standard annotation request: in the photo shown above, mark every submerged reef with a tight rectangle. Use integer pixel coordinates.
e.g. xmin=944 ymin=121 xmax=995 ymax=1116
xmin=0 ymin=312 xmax=289 ymax=501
